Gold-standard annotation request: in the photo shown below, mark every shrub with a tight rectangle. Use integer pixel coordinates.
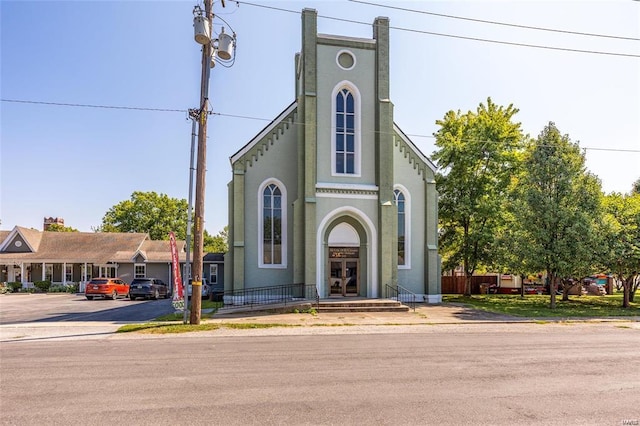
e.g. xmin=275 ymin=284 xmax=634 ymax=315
xmin=49 ymin=283 xmax=78 ymax=293
xmin=8 ymin=282 xmax=23 ymax=292
xmin=34 ymin=280 xmax=52 ymax=293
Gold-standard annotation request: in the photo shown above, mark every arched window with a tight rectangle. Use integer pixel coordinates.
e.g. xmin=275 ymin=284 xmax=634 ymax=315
xmin=393 ymin=189 xmax=408 ymax=266
xmin=332 ymin=82 xmax=360 ymax=176
xmin=259 ymin=180 xmax=287 ymax=268
xmin=263 ymin=184 xmax=282 ymax=265
xmin=335 ymin=88 xmax=355 ymax=174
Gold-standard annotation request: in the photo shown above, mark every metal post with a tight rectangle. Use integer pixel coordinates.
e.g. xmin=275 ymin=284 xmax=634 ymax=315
xmin=184 ymin=109 xmax=198 ymax=324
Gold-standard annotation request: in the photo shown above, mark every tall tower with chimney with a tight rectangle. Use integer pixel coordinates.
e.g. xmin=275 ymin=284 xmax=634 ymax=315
xmin=43 ymin=217 xmax=64 ymax=231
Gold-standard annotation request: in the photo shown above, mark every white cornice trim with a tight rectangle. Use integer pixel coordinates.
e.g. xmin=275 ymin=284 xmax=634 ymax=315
xmin=318 ymin=34 xmax=376 ymax=45
xmin=316 ymin=182 xmax=379 ymax=192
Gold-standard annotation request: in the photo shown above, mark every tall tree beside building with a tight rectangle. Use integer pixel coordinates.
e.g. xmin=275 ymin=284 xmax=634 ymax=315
xmin=99 ymin=191 xmax=188 ymax=241
xmin=204 ymin=226 xmax=228 ymax=253
xmin=433 ymin=98 xmax=524 ymax=296
xmin=514 ymin=122 xmax=602 ymax=309
xmin=601 ymin=192 xmax=640 ymax=307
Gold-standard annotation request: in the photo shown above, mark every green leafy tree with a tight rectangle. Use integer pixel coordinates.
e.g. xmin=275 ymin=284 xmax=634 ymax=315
xmin=204 ymin=226 xmax=228 ymax=253
xmin=45 ymin=223 xmax=78 ymax=232
xmin=99 ymin=191 xmax=188 ymax=240
xmin=491 ymin=136 xmax=536 ymax=292
xmin=513 ymin=122 xmax=602 ymax=308
xmin=602 ymin=192 xmax=640 ymax=307
xmin=433 ymin=98 xmax=524 ymax=296
xmin=631 ymin=177 xmax=640 ymax=195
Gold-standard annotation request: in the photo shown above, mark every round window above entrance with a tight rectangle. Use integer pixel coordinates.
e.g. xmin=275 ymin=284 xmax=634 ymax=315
xmin=336 ymin=50 xmax=356 ymax=71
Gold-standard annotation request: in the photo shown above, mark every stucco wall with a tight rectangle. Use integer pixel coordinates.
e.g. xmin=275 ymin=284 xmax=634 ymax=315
xmin=393 ymin=149 xmax=426 ymax=294
xmin=316 ymin=42 xmax=376 ymax=185
xmin=241 ymin=120 xmax=299 ymax=288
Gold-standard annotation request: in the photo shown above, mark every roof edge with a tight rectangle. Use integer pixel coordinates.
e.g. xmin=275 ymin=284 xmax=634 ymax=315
xmin=393 ymin=123 xmax=437 ymax=174
xmin=230 ymin=101 xmax=297 ymax=165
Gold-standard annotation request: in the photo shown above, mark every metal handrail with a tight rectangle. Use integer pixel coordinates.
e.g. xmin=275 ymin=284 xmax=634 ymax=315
xmin=222 ymin=283 xmax=318 ymax=310
xmin=385 ymin=283 xmax=417 ymax=311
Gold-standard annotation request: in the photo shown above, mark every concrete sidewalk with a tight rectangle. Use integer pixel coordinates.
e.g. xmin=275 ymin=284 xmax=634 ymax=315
xmin=207 ymin=302 xmax=628 ymax=326
xmin=3 ymin=303 xmax=638 ymax=343
xmin=210 ymin=304 xmax=531 ymax=326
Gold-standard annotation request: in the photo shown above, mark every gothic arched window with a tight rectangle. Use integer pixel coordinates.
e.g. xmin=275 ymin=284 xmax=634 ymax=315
xmin=394 ymin=188 xmax=408 ymax=267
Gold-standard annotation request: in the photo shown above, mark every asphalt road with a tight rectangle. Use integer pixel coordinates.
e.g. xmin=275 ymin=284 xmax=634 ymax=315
xmin=1 ymin=323 xmax=639 ymax=425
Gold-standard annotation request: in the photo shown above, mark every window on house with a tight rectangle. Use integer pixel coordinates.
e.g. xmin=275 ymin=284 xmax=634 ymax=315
xmin=262 ymin=184 xmax=283 ymax=265
xmin=335 ymin=88 xmax=356 ymax=174
xmin=100 ymin=266 xmax=116 ymax=278
xmin=134 ymin=264 xmax=146 ymax=278
xmin=210 ymin=264 xmax=218 ymax=284
xmin=394 ymin=189 xmax=406 ymax=266
xmin=65 ymin=264 xmax=73 ymax=282
xmin=81 ymin=264 xmax=92 ymax=281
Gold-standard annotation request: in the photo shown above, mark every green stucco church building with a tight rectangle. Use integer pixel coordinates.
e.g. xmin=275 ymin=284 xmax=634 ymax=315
xmin=225 ymin=9 xmax=441 ymax=302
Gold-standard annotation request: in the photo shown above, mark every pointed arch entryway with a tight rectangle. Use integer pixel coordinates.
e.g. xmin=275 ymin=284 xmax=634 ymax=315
xmin=316 ymin=207 xmax=378 ymax=298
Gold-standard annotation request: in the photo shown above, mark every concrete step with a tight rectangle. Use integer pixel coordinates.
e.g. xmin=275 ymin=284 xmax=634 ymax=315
xmin=317 ymin=299 xmax=410 ymax=313
xmin=318 ymin=302 xmax=404 ymax=308
xmin=317 ymin=305 xmax=410 ymax=313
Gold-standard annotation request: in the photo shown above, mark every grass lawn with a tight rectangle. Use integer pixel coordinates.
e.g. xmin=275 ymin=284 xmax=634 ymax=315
xmin=443 ymin=293 xmax=639 ymax=318
xmin=153 ymin=300 xmax=222 ymax=322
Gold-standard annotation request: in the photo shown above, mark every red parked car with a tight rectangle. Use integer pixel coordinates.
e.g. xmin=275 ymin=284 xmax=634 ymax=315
xmin=85 ymin=278 xmax=129 ymax=300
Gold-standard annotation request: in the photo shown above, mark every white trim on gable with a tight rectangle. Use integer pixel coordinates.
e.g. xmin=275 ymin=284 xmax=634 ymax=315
xmin=131 ymin=250 xmax=148 ymax=262
xmin=393 ymin=123 xmax=437 ymax=174
xmin=331 ymin=81 xmax=362 ymax=177
xmin=231 ymin=102 xmax=297 ymax=165
xmin=0 ymin=227 xmax=35 ymax=253
xmin=258 ymin=178 xmax=288 ymax=269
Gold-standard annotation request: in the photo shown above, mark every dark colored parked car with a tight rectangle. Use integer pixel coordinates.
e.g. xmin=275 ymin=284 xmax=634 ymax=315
xmin=129 ymin=278 xmax=169 ymax=300
xmin=85 ymin=278 xmax=129 ymax=300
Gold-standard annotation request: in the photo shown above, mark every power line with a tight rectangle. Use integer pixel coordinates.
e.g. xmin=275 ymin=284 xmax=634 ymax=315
xmin=235 ymin=1 xmax=640 ymax=58
xmin=1 ymin=98 xmax=186 ymax=113
xmin=349 ymin=0 xmax=640 ymax=42
xmin=4 ymin=98 xmax=637 ymax=154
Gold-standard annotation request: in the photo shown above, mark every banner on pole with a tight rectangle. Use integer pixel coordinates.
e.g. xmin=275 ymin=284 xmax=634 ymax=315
xmin=169 ymin=231 xmax=184 ymax=311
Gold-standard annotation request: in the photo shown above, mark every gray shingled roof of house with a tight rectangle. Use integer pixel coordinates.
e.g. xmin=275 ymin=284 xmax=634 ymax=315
xmin=0 ymin=227 xmax=189 ymax=263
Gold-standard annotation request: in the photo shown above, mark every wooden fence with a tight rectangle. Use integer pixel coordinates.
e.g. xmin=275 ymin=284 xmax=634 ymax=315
xmin=441 ymin=275 xmax=498 ymax=294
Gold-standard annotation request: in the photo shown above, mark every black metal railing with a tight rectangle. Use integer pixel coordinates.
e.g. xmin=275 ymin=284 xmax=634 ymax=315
xmin=222 ymin=283 xmax=319 ymax=310
xmin=385 ymin=284 xmax=417 ymax=311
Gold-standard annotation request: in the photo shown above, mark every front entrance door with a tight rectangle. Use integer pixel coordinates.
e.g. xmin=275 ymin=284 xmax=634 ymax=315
xmin=328 ymin=259 xmax=359 ymax=296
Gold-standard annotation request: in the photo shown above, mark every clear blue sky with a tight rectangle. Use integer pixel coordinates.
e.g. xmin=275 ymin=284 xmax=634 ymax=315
xmin=2 ymin=1 xmax=639 ymax=235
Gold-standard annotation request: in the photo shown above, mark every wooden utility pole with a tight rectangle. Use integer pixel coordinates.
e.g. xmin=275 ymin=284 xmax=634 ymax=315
xmin=190 ymin=0 xmax=214 ymax=325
